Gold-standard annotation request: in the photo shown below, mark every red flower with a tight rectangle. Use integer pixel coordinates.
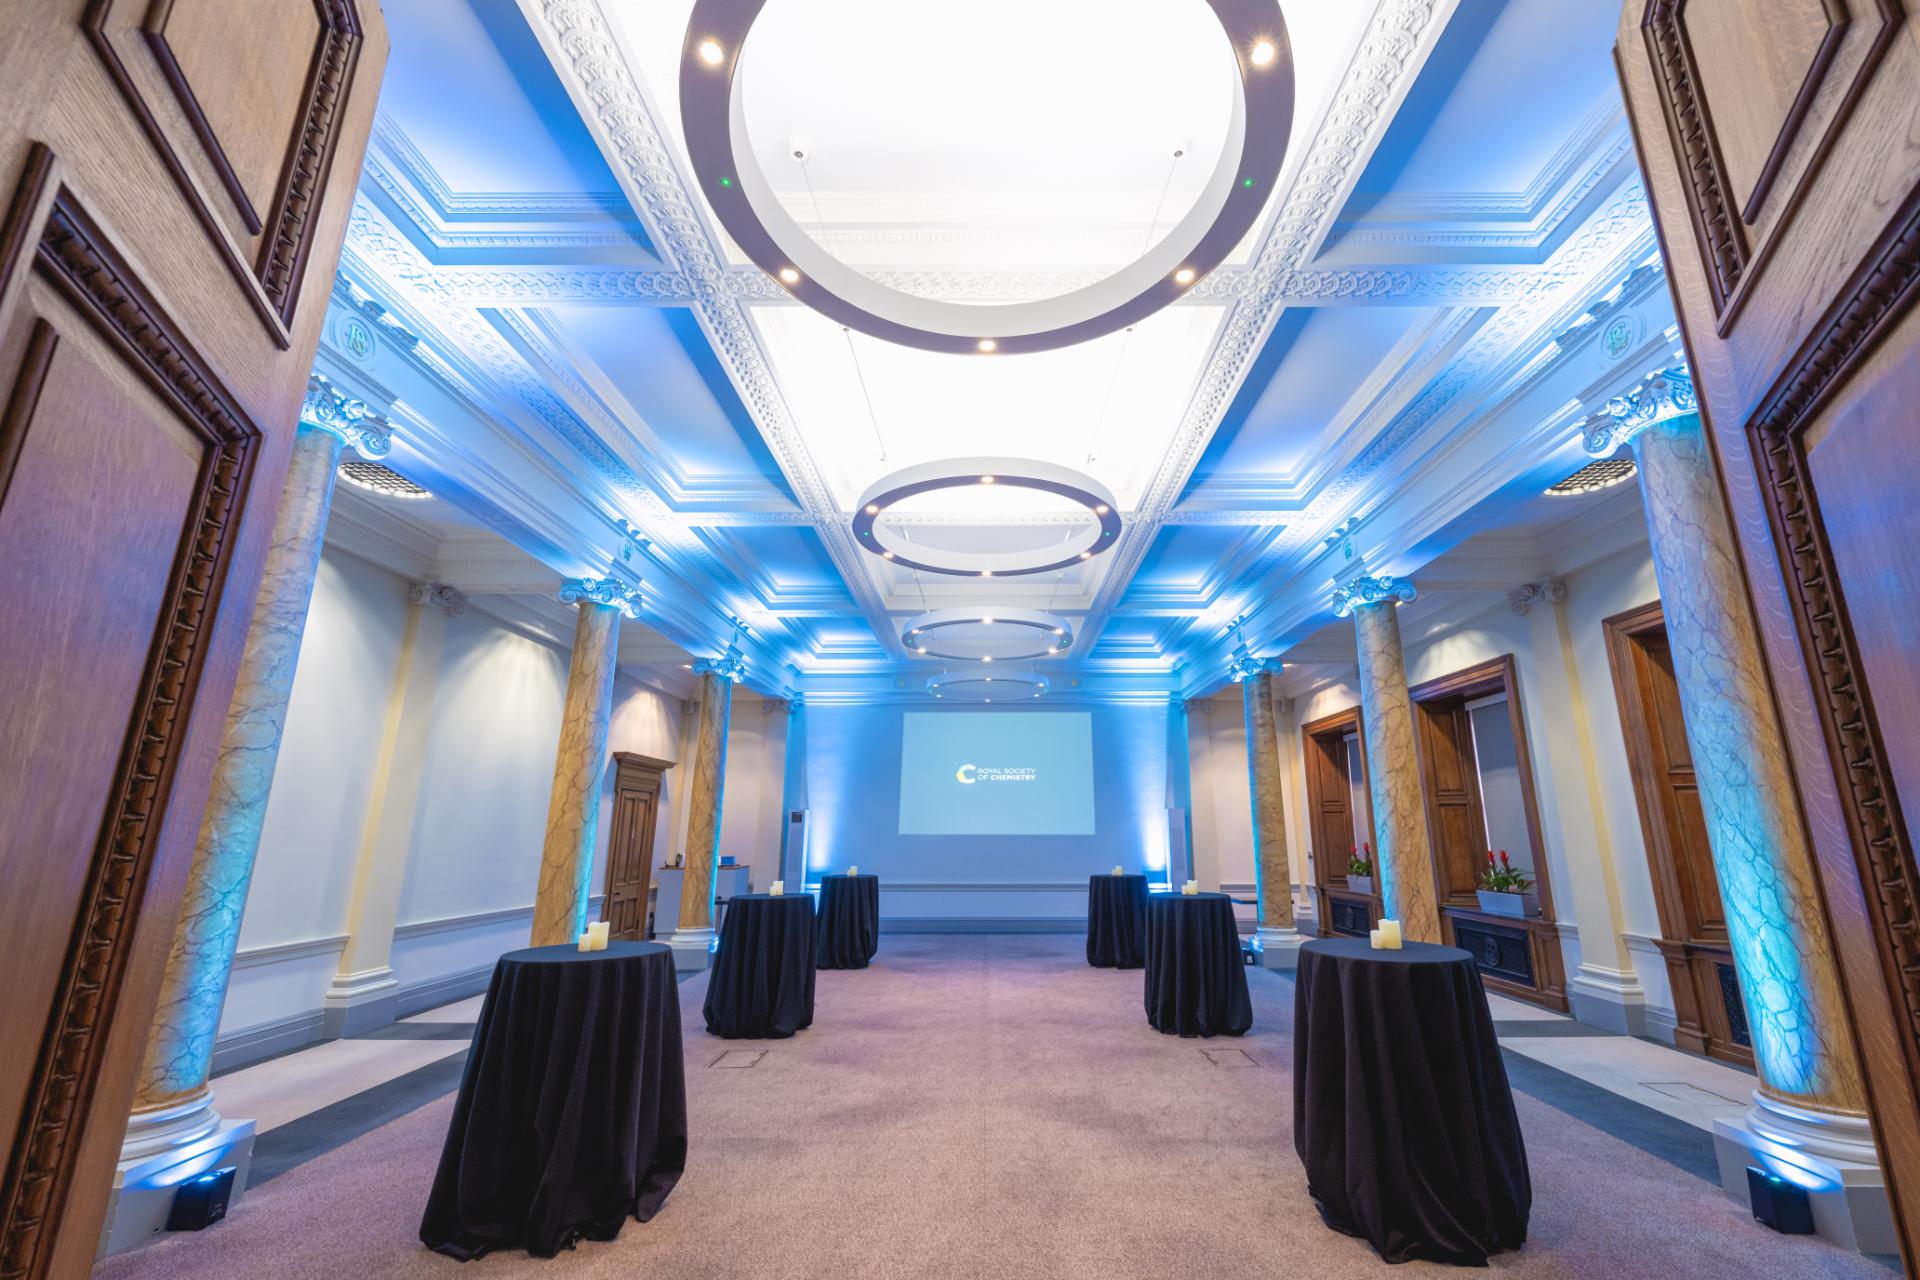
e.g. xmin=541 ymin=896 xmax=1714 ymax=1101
xmin=1499 ymin=850 xmax=1511 ymax=869
xmin=1487 ymin=850 xmax=1496 ymax=865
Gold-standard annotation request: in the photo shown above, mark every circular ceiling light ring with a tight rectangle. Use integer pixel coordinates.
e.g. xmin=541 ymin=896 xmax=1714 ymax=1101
xmin=927 ymin=669 xmax=1050 ymax=703
xmin=852 ymin=456 xmax=1122 ymax=577
xmin=902 ymin=608 xmax=1074 ymax=661
xmin=681 ymin=0 xmax=1294 ymax=354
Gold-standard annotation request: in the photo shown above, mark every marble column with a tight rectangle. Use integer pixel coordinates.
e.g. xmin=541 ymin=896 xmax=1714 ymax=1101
xmin=671 ymin=668 xmax=733 ymax=970
xmin=776 ymin=696 xmax=809 ymax=887
xmin=529 ymin=578 xmax=639 ymax=947
xmin=1337 ymin=575 xmax=1443 ymax=944
xmin=108 ymin=378 xmax=390 ymax=1252
xmin=1242 ymin=667 xmax=1304 ymax=967
xmin=1590 ymin=369 xmax=1880 ymax=1242
xmin=322 ymin=583 xmax=460 ymax=1036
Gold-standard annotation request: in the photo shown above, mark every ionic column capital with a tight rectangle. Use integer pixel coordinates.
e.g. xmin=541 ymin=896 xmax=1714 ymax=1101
xmin=1507 ymin=579 xmax=1567 ymax=615
xmin=300 ymin=374 xmax=391 ymax=459
xmin=559 ymin=576 xmax=642 ymax=619
xmin=1584 ymin=364 xmax=1696 ymax=455
xmin=1333 ymin=574 xmax=1417 ymax=618
xmin=408 ymin=582 xmax=466 ymax=616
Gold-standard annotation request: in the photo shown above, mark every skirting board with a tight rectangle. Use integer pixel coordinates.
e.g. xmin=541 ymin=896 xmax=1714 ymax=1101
xmin=211 ymin=964 xmax=495 ymax=1077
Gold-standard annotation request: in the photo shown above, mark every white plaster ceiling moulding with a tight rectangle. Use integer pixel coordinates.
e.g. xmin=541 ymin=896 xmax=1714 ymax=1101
xmin=853 ymin=457 xmax=1122 ymax=577
xmin=902 ymin=609 xmax=1074 ymax=662
xmin=679 ymin=0 xmax=1295 ymax=353
xmin=927 ymin=669 xmax=1050 ymax=702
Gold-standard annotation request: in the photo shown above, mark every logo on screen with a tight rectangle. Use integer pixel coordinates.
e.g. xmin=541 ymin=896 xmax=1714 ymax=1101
xmin=953 ymin=763 xmax=1037 ymax=784
xmin=956 ymin=764 xmax=977 ymax=784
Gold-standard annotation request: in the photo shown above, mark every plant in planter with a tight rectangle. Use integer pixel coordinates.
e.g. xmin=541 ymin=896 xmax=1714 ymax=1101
xmin=1476 ymin=850 xmax=1540 ymax=918
xmin=1346 ymin=844 xmax=1375 ymax=897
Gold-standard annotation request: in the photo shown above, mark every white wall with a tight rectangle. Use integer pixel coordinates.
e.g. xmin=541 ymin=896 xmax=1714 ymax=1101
xmin=802 ymin=699 xmax=1171 ymax=924
xmin=221 ymin=548 xmax=410 ymax=1037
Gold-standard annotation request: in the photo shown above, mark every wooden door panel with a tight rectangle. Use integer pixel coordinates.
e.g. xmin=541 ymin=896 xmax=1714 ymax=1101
xmin=1623 ymin=0 xmax=1920 ymax=1259
xmin=84 ymin=0 xmax=369 ymax=338
xmin=0 ymin=157 xmax=261 ymax=1273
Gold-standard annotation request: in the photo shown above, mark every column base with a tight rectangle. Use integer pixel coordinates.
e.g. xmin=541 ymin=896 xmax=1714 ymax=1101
xmin=1254 ymin=925 xmax=1306 ymax=970
xmin=99 ymin=1091 xmax=256 ymax=1258
xmin=669 ymin=926 xmax=717 ymax=973
xmin=1712 ymin=1093 xmax=1897 ymax=1257
xmin=1566 ymin=963 xmax=1651 ymax=1037
xmin=321 ymin=965 xmax=400 ymax=1039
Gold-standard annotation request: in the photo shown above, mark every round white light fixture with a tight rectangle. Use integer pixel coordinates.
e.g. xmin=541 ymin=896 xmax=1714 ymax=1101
xmin=852 ymin=456 xmax=1122 ymax=577
xmin=928 ymin=669 xmax=1049 ymax=702
xmin=901 ymin=609 xmax=1075 ymax=662
xmin=680 ymin=0 xmax=1293 ymax=354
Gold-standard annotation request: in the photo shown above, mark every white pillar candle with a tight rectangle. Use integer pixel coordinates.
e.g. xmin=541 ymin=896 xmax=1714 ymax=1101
xmin=847 ymin=865 xmax=858 ymax=877
xmin=586 ymin=921 xmax=610 ymax=951
xmin=1111 ymin=865 xmax=1123 ymax=876
xmin=1181 ymin=881 xmax=1198 ymax=896
xmin=1377 ymin=918 xmax=1402 ymax=950
xmin=769 ymin=880 xmax=784 ymax=896
xmin=1369 ymin=928 xmax=1382 ymax=949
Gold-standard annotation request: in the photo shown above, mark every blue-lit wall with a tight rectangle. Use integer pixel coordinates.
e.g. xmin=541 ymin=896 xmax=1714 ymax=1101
xmin=803 ymin=699 xmax=1171 ymax=922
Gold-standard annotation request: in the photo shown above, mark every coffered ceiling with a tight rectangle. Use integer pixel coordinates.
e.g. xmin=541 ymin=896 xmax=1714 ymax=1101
xmin=321 ymin=0 xmax=1670 ymax=699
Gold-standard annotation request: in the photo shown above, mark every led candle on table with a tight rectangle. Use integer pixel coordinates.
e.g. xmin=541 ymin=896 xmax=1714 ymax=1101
xmin=1368 ymin=927 xmax=1382 ymax=949
xmin=1377 ymin=919 xmax=1402 ymax=950
xmin=847 ymin=865 xmax=858 ymax=876
xmin=588 ymin=921 xmax=610 ymax=951
xmin=769 ymin=879 xmax=784 ymax=896
xmin=1181 ymin=880 xmax=1198 ymax=896
xmin=1111 ymin=865 xmax=1123 ymax=876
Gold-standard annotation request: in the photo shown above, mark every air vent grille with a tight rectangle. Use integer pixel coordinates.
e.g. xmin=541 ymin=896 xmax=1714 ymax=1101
xmin=339 ymin=460 xmax=430 ymax=499
xmin=1545 ymin=456 xmax=1635 ymax=497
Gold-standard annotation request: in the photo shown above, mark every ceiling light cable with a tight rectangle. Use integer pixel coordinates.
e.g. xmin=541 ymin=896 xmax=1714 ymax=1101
xmin=1086 ymin=147 xmax=1184 ymax=465
xmin=797 ymin=153 xmax=889 ymax=463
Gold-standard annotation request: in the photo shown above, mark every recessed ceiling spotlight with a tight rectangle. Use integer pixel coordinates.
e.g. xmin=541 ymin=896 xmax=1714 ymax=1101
xmin=976 ymin=339 xmax=997 ymax=353
xmin=1048 ymin=646 xmax=1058 ymax=655
xmin=1250 ymin=39 xmax=1276 ymax=66
xmin=982 ymin=617 xmax=994 ymax=625
xmin=981 ymin=570 xmax=992 ymax=577
xmin=979 ymin=475 xmax=996 ymax=484
xmin=882 ymin=551 xmax=895 ymax=560
xmin=698 ymin=39 xmax=724 ymax=65
xmin=865 ymin=503 xmax=881 ymax=515
xmin=918 ymin=646 xmax=928 ymax=654
xmin=1053 ymin=627 xmax=1065 ymax=635
xmin=1093 ymin=504 xmax=1109 ymax=515
xmin=778 ymin=267 xmax=801 ymax=285
xmin=1079 ymin=551 xmax=1092 ymax=560
xmin=1174 ymin=268 xmax=1196 ymax=285
xmin=982 ymin=655 xmax=994 ymax=662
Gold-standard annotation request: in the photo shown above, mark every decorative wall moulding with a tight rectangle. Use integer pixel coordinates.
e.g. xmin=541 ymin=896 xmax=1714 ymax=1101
xmin=679 ymin=0 xmax=1294 ymax=353
xmin=852 ymin=458 xmax=1122 ymax=577
xmin=901 ymin=609 xmax=1074 ymax=662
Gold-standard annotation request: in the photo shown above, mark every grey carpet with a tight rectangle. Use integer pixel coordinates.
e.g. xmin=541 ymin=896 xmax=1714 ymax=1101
xmin=94 ymin=934 xmax=1887 ymax=1279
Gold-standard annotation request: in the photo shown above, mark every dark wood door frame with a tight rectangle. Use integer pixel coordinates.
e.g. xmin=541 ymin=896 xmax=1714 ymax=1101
xmin=1604 ymin=601 xmax=1754 ymax=1068
xmin=1409 ymin=654 xmax=1567 ymax=1011
xmin=1301 ymin=706 xmax=1379 ymax=939
xmin=605 ymin=753 xmax=672 ymax=942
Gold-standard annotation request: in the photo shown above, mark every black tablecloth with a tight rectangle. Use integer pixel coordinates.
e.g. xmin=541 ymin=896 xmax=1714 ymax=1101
xmin=1142 ymin=892 xmax=1253 ymax=1036
xmin=419 ymin=942 xmax=686 ymax=1260
xmin=1293 ymin=937 xmax=1530 ymax=1265
xmin=1086 ymin=873 xmax=1149 ymax=968
xmin=704 ymin=893 xmax=816 ymax=1038
xmin=815 ymin=874 xmax=880 ymax=969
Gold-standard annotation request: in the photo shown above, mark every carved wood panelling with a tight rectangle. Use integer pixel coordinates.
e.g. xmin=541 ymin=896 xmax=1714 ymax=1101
xmin=1746 ymin=179 xmax=1920 ymax=1095
xmin=83 ymin=0 xmax=365 ymax=344
xmin=1638 ymin=0 xmax=1897 ymax=328
xmin=0 ymin=148 xmax=258 ymax=1279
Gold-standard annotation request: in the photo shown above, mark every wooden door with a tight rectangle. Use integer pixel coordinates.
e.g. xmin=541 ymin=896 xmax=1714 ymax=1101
xmin=1412 ymin=699 xmax=1489 ymax=907
xmin=1618 ymin=2 xmax=1920 ymax=1261
xmin=1302 ymin=708 xmax=1377 ymax=938
xmin=606 ymin=753 xmax=671 ymax=942
xmin=0 ymin=4 xmax=384 ymax=1274
xmin=1606 ymin=603 xmax=1752 ymax=1065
